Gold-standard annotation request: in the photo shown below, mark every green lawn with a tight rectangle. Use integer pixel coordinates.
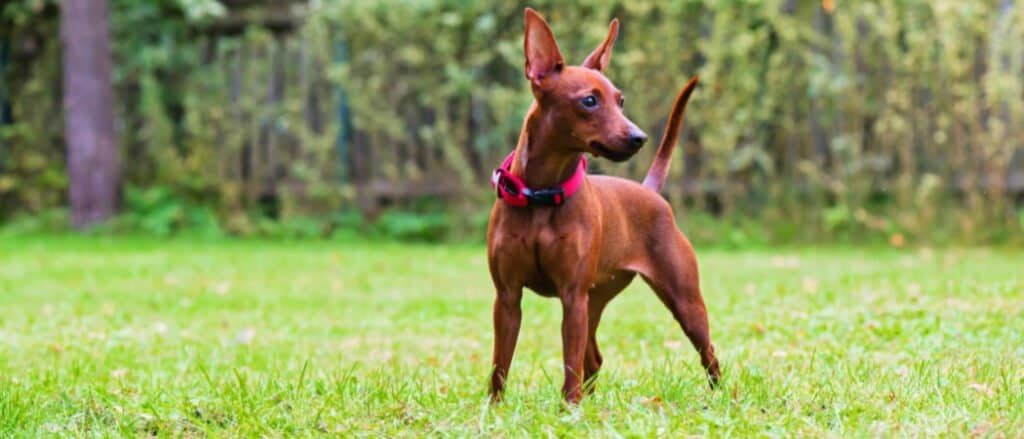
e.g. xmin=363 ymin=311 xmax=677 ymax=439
xmin=0 ymin=236 xmax=1021 ymax=436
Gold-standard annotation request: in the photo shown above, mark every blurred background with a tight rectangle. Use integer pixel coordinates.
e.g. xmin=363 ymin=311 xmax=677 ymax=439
xmin=1 ymin=0 xmax=1022 ymax=246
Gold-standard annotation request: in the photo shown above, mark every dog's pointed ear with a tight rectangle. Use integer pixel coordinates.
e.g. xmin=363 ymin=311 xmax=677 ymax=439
xmin=582 ymin=18 xmax=619 ymax=72
xmin=524 ymin=8 xmax=564 ymax=88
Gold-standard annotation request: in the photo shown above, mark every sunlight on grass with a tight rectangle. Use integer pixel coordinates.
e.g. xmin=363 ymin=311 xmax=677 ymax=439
xmin=0 ymin=236 xmax=1021 ymax=436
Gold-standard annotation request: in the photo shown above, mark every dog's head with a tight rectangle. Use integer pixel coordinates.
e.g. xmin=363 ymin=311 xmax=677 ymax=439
xmin=523 ymin=8 xmax=647 ymax=162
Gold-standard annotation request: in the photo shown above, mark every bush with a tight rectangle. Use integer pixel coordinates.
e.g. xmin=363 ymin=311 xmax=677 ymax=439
xmin=2 ymin=0 xmax=1023 ymax=244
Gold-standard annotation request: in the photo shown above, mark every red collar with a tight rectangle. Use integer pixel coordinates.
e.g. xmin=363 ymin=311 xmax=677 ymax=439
xmin=490 ymin=152 xmax=587 ymax=207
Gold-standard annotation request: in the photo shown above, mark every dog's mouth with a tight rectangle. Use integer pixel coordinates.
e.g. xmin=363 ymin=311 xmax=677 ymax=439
xmin=589 ymin=141 xmax=636 ymax=162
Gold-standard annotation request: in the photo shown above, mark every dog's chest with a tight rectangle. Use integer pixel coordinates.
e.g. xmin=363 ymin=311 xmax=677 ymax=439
xmin=491 ymin=212 xmax=587 ymax=297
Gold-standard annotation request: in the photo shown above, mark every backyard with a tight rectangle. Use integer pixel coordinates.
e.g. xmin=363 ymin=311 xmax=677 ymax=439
xmin=0 ymin=236 xmax=1020 ymax=436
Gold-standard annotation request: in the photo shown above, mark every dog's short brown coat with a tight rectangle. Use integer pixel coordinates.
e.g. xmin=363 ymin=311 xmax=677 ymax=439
xmin=487 ymin=8 xmax=721 ymax=403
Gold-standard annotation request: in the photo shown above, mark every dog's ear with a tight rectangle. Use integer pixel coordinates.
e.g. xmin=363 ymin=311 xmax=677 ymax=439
xmin=524 ymin=8 xmax=564 ymax=89
xmin=582 ymin=18 xmax=619 ymax=72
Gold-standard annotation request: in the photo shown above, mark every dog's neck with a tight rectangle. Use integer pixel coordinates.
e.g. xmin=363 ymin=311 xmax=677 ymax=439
xmin=510 ymin=104 xmax=585 ymax=189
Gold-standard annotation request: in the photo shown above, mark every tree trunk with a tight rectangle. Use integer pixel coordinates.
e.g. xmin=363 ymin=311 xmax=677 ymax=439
xmin=61 ymin=0 xmax=120 ymax=228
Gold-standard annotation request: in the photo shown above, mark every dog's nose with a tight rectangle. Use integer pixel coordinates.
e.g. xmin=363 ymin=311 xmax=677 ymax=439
xmin=628 ymin=131 xmax=648 ymax=149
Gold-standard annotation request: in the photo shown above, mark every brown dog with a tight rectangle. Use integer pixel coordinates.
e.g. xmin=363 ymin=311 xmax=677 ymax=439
xmin=486 ymin=8 xmax=721 ymax=403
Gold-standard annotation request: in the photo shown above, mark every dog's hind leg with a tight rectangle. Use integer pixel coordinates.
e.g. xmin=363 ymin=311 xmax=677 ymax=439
xmin=639 ymin=231 xmax=721 ymax=388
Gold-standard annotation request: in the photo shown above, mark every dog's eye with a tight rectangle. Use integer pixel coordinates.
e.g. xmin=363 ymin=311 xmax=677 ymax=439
xmin=580 ymin=95 xmax=598 ymax=109
xmin=618 ymin=97 xmax=625 ymax=108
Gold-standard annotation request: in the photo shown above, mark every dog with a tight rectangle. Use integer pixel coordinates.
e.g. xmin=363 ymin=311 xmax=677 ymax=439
xmin=486 ymin=8 xmax=721 ymax=403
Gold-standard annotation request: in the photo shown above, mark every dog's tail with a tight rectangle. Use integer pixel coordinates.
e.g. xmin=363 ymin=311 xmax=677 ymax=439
xmin=642 ymin=76 xmax=699 ymax=192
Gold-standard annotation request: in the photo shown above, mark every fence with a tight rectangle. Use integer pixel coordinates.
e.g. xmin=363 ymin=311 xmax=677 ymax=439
xmin=1 ymin=0 xmax=1023 ymax=241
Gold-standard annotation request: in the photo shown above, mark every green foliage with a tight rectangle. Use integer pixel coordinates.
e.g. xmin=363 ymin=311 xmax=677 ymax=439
xmin=2 ymin=0 xmax=1024 ymax=244
xmin=0 ymin=208 xmax=69 ymax=236
xmin=176 ymin=0 xmax=225 ymax=21
xmin=373 ymin=211 xmax=451 ymax=243
xmin=119 ymin=185 xmax=222 ymax=237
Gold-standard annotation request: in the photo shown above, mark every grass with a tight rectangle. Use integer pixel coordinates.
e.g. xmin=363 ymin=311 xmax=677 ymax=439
xmin=0 ymin=235 xmax=1021 ymax=437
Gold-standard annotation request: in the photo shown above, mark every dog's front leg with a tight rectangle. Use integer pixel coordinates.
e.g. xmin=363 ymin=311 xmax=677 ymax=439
xmin=560 ymin=288 xmax=589 ymax=403
xmin=489 ymin=286 xmax=523 ymax=402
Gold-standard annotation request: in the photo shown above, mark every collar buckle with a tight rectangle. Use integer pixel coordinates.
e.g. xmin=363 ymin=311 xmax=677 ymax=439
xmin=490 ymin=152 xmax=585 ymax=208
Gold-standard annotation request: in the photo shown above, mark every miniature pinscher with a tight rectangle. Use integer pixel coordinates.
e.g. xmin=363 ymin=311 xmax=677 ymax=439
xmin=486 ymin=8 xmax=721 ymax=403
